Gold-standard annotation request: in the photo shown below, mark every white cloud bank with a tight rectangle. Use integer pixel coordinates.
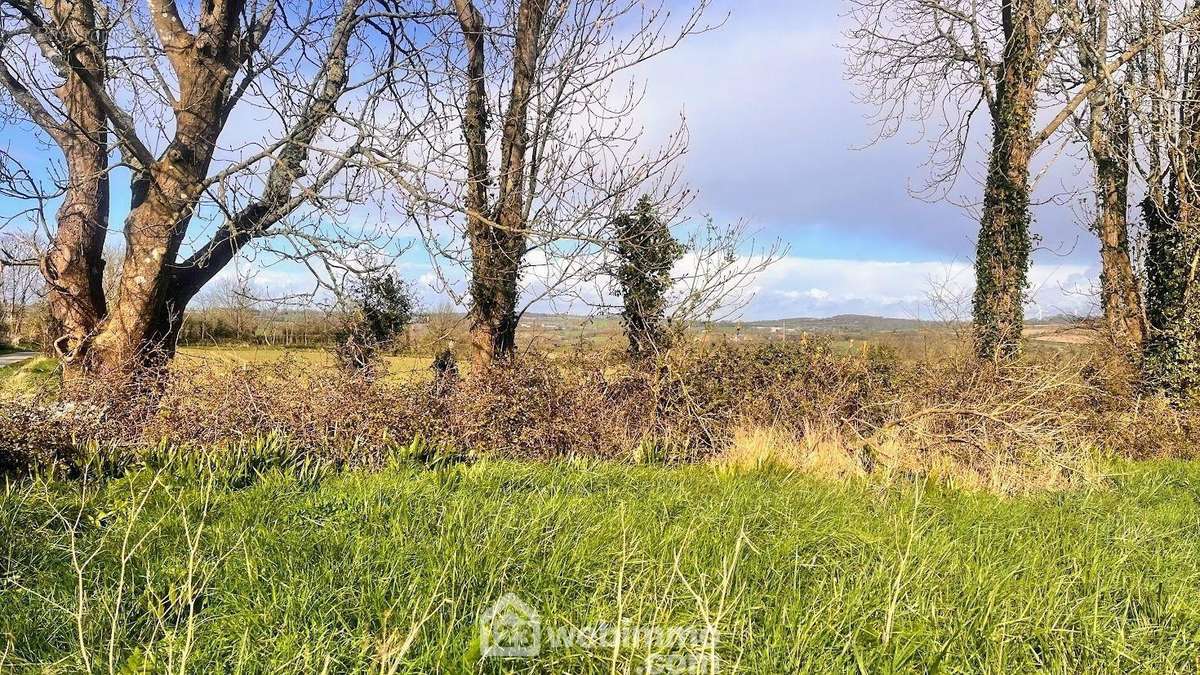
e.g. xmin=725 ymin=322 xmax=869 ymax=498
xmin=740 ymin=257 xmax=1098 ymax=320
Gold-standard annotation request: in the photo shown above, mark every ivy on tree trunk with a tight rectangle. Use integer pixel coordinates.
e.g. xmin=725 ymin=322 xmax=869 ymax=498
xmin=973 ymin=1 xmax=1045 ymax=361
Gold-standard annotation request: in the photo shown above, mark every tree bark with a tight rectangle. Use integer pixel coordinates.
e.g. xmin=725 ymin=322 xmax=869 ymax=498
xmin=973 ymin=0 xmax=1046 ymax=361
xmin=1141 ymin=192 xmax=1191 ymax=395
xmin=1090 ymin=91 xmax=1146 ymax=353
xmin=80 ymin=0 xmax=247 ymax=375
xmin=1083 ymin=0 xmax=1146 ymax=355
xmin=1141 ymin=189 xmax=1200 ymax=399
xmin=44 ymin=76 xmax=109 ymax=366
xmin=456 ymin=0 xmax=549 ymax=367
xmin=21 ymin=0 xmax=110 ymax=370
xmin=1142 ymin=36 xmax=1200 ymax=399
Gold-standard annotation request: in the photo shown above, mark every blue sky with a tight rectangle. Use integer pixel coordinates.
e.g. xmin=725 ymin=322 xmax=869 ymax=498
xmin=1 ymin=0 xmax=1102 ymax=320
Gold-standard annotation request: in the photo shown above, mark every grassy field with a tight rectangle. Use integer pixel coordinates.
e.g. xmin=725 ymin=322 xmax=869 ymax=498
xmin=177 ymin=346 xmax=437 ymax=381
xmin=0 ymin=348 xmax=439 ymax=391
xmin=0 ymin=322 xmax=1088 ymax=389
xmin=0 ymin=355 xmax=56 ymax=396
xmin=4 ymin=455 xmax=1200 ymax=673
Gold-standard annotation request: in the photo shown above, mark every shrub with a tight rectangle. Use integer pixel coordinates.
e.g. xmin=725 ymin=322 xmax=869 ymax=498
xmin=2 ymin=336 xmax=1196 ymax=489
xmin=334 ymin=271 xmax=415 ymax=372
xmin=613 ymin=196 xmax=684 ymax=360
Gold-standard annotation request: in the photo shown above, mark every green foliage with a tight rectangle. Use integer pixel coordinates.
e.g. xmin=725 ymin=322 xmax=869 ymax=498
xmin=6 ymin=458 xmax=1200 ymax=671
xmin=973 ymin=117 xmax=1033 ymax=362
xmin=335 ymin=270 xmax=415 ymax=372
xmin=1142 ymin=195 xmax=1200 ymax=402
xmin=614 ymin=196 xmax=684 ymax=360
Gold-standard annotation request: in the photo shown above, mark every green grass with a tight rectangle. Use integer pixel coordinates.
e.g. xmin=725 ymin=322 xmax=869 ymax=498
xmin=0 ymin=355 xmax=57 ymax=395
xmin=4 ymin=455 xmax=1200 ymax=673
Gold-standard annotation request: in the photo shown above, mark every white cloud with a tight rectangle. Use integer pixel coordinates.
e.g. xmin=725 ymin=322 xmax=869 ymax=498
xmin=740 ymin=256 xmax=1097 ymax=320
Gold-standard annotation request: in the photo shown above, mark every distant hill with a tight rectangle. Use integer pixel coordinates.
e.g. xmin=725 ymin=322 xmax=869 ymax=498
xmin=737 ymin=314 xmax=935 ymax=332
xmin=1026 ymin=313 xmax=1093 ymax=326
xmin=507 ymin=311 xmax=1088 ymax=334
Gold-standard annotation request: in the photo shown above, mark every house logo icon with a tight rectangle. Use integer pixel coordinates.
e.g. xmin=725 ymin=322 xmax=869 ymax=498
xmin=479 ymin=593 xmax=541 ymax=658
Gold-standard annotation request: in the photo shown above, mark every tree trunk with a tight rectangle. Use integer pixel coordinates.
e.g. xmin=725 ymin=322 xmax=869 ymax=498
xmin=1142 ymin=143 xmax=1200 ymax=399
xmin=76 ymin=18 xmax=242 ymax=376
xmin=1142 ymin=32 xmax=1200 ymax=400
xmin=1080 ymin=0 xmax=1146 ymax=356
xmin=973 ymin=1 xmax=1044 ymax=361
xmin=1142 ymin=190 xmax=1200 ymax=398
xmin=456 ymin=0 xmax=549 ymax=367
xmin=1141 ymin=193 xmax=1194 ymax=396
xmin=38 ymin=0 xmax=110 ymax=369
xmin=1090 ymin=91 xmax=1146 ymax=354
xmin=83 ymin=153 xmax=222 ymax=375
xmin=467 ymin=241 xmax=522 ymax=366
xmin=44 ymin=102 xmax=109 ymax=364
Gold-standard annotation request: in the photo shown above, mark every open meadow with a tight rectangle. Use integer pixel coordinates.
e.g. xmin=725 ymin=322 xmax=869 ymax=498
xmin=3 ymin=326 xmax=1200 ymax=672
xmin=5 ymin=452 xmax=1200 ymax=673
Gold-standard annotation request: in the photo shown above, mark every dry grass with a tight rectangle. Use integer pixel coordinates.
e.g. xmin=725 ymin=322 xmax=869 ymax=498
xmin=719 ymin=425 xmax=863 ymax=478
xmin=717 ymin=423 xmax=1109 ymax=494
xmin=2 ymin=336 xmax=1195 ymax=492
xmin=176 ymin=346 xmax=437 ymax=382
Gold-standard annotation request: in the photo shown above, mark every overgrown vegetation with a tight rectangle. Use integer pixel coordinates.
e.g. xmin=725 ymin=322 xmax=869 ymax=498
xmin=334 ymin=271 xmax=415 ymax=373
xmin=5 ymin=454 xmax=1200 ymax=672
xmin=2 ymin=319 xmax=1198 ymax=673
xmin=3 ymin=337 xmax=1194 ymax=492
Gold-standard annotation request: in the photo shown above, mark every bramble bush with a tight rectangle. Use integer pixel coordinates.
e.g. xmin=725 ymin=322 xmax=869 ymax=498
xmin=1 ymin=337 xmax=1196 ymax=488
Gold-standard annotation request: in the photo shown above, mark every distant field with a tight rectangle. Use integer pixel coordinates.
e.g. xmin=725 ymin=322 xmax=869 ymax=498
xmin=1023 ymin=325 xmax=1097 ymax=344
xmin=1 ymin=324 xmax=1092 ymax=393
xmin=178 ymin=346 xmax=436 ymax=380
xmin=4 ymin=457 xmax=1200 ymax=672
xmin=0 ymin=348 xmax=440 ymax=391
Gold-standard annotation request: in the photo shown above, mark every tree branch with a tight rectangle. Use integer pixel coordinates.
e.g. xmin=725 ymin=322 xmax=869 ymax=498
xmin=1033 ymin=7 xmax=1200 ymax=149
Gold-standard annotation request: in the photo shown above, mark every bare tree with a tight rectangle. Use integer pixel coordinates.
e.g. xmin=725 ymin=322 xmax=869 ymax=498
xmin=382 ymin=0 xmax=724 ymax=367
xmin=1075 ymin=0 xmax=1147 ymax=355
xmin=1130 ymin=1 xmax=1200 ymax=398
xmin=0 ymin=230 xmax=42 ymax=345
xmin=210 ymin=275 xmax=261 ymax=343
xmin=452 ymin=0 xmax=545 ymax=365
xmin=0 ymin=0 xmax=430 ymax=377
xmin=846 ymin=0 xmax=1200 ymax=360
